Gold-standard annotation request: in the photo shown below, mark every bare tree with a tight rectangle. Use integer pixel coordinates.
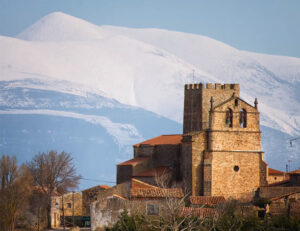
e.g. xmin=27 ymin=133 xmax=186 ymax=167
xmin=0 ymin=155 xmax=32 ymax=231
xmin=27 ymin=150 xmax=81 ymax=228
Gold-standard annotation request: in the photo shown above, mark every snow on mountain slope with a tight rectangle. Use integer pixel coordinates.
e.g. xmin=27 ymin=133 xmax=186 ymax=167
xmin=17 ymin=12 xmax=113 ymax=41
xmin=0 ymin=80 xmax=181 ymax=188
xmin=242 ymin=51 xmax=300 ymax=83
xmin=101 ymin=26 xmax=300 ymax=135
xmin=1 ymin=12 xmax=299 ymax=172
xmin=2 ymin=26 xmax=216 ymax=122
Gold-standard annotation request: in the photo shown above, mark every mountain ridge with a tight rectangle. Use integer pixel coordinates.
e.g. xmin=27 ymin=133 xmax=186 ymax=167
xmin=1 ymin=12 xmax=299 ymax=184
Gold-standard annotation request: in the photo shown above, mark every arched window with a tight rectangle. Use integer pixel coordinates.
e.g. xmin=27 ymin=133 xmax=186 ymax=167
xmin=225 ymin=108 xmax=233 ymax=127
xmin=240 ymin=109 xmax=247 ymax=128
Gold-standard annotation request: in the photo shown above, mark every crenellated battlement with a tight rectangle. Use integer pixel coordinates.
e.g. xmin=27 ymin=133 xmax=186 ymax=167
xmin=185 ymin=83 xmax=239 ymax=91
xmin=183 ymin=82 xmax=240 ymax=133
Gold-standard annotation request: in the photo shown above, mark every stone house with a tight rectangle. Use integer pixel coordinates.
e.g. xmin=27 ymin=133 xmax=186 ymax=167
xmin=268 ymin=191 xmax=300 ymax=216
xmin=117 ymin=83 xmax=268 ymax=201
xmin=91 ymin=178 xmax=184 ymax=230
xmin=50 ymin=192 xmax=82 ymax=228
xmin=267 ymin=168 xmax=287 ymax=184
xmin=82 ymin=185 xmax=110 ymax=217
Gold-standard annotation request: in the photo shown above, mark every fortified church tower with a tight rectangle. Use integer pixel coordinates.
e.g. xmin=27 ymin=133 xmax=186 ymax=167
xmin=181 ymin=83 xmax=268 ymax=200
xmin=116 ymin=83 xmax=268 ymax=202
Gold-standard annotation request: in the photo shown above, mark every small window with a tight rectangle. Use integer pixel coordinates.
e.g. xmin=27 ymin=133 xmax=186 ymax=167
xmin=67 ymin=203 xmax=72 ymax=208
xmin=239 ymin=109 xmax=247 ymax=128
xmin=234 ymin=166 xmax=239 ymax=172
xmin=235 ymin=99 xmax=238 ymax=107
xmin=226 ymin=108 xmax=233 ymax=127
xmin=147 ymin=204 xmax=159 ymax=215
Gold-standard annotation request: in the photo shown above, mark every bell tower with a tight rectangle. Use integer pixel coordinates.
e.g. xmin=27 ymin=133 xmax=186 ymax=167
xmin=183 ymin=83 xmax=240 ymax=133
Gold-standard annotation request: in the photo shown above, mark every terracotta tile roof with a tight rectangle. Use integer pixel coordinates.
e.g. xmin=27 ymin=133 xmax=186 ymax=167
xmin=131 ymin=178 xmax=158 ymax=189
xmin=134 ymin=166 xmax=171 ymax=177
xmin=190 ymin=196 xmax=226 ymax=205
xmin=289 ymin=169 xmax=300 ymax=174
xmin=117 ymin=157 xmax=149 ymax=166
xmin=268 ymin=168 xmax=285 ymax=175
xmin=82 ymin=185 xmax=110 ymax=192
xmin=266 ymin=179 xmax=290 ymax=187
xmin=270 ymin=191 xmax=300 ymax=201
xmin=180 ymin=207 xmax=216 ymax=218
xmin=134 ymin=134 xmax=182 ymax=147
xmin=130 ymin=188 xmax=184 ymax=198
xmin=112 ymin=194 xmax=128 ymax=201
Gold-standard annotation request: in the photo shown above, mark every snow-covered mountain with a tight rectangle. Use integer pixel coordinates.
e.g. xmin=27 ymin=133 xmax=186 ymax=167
xmin=0 ymin=12 xmax=299 ymax=186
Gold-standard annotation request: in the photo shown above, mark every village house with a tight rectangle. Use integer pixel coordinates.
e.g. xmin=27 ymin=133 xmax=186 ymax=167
xmin=50 ymin=192 xmax=82 ymax=228
xmin=82 ymin=185 xmax=110 ymax=217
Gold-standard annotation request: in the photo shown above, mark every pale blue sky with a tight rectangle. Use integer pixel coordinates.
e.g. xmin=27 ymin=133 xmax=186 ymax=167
xmin=0 ymin=0 xmax=300 ymax=57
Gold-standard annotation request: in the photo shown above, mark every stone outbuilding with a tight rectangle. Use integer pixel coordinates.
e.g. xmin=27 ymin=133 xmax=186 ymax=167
xmin=51 ymin=192 xmax=82 ymax=228
xmin=82 ymin=185 xmax=110 ymax=217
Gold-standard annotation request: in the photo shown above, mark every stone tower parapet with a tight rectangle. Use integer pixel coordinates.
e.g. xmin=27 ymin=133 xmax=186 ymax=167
xmin=183 ymin=83 xmax=240 ymax=133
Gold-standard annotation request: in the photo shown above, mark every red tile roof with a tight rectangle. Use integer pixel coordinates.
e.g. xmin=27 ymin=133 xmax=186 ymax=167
xmin=289 ymin=169 xmax=300 ymax=174
xmin=190 ymin=196 xmax=226 ymax=205
xmin=268 ymin=168 xmax=285 ymax=175
xmin=134 ymin=166 xmax=171 ymax=177
xmin=180 ymin=207 xmax=216 ymax=218
xmin=117 ymin=157 xmax=149 ymax=166
xmin=82 ymin=185 xmax=110 ymax=192
xmin=270 ymin=191 xmax=300 ymax=201
xmin=266 ymin=179 xmax=290 ymax=187
xmin=131 ymin=178 xmax=158 ymax=189
xmin=130 ymin=188 xmax=184 ymax=198
xmin=134 ymin=134 xmax=182 ymax=147
xmin=112 ymin=194 xmax=128 ymax=201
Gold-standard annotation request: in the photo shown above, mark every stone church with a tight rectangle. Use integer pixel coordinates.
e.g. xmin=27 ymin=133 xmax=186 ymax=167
xmin=117 ymin=83 xmax=268 ymax=201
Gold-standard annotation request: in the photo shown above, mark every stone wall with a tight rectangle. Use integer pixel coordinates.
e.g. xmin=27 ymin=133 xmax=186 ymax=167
xmin=267 ymin=174 xmax=286 ymax=185
xmin=183 ymin=83 xmax=240 ymax=133
xmin=51 ymin=192 xmax=82 ymax=228
xmin=82 ymin=186 xmax=108 ymax=216
xmin=117 ymin=165 xmax=132 ymax=184
xmin=210 ymin=131 xmax=261 ymax=151
xmin=181 ymin=135 xmax=193 ymax=195
xmin=97 ymin=181 xmax=131 ymax=201
xmin=117 ymin=159 xmax=150 ymax=184
xmin=259 ymin=186 xmax=300 ymax=199
xmin=134 ymin=145 xmax=155 ymax=158
xmin=211 ymin=151 xmax=262 ymax=201
xmin=91 ymin=196 xmax=127 ymax=231
xmin=192 ymin=132 xmax=207 ymax=196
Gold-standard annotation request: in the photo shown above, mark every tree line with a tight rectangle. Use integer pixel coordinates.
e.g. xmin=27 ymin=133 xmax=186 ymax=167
xmin=0 ymin=151 xmax=81 ymax=231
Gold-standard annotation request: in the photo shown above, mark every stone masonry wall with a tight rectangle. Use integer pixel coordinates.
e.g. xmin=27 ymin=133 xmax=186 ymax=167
xmin=259 ymin=186 xmax=300 ymax=199
xmin=191 ymin=132 xmax=207 ymax=196
xmin=210 ymin=131 xmax=261 ymax=151
xmin=211 ymin=151 xmax=261 ymax=201
xmin=181 ymin=135 xmax=193 ymax=195
xmin=212 ymin=98 xmax=259 ymax=132
xmin=97 ymin=181 xmax=131 ymax=201
xmin=117 ymin=165 xmax=132 ymax=184
xmin=134 ymin=145 xmax=155 ymax=158
xmin=183 ymin=83 xmax=240 ymax=133
xmin=152 ymin=145 xmax=180 ymax=168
